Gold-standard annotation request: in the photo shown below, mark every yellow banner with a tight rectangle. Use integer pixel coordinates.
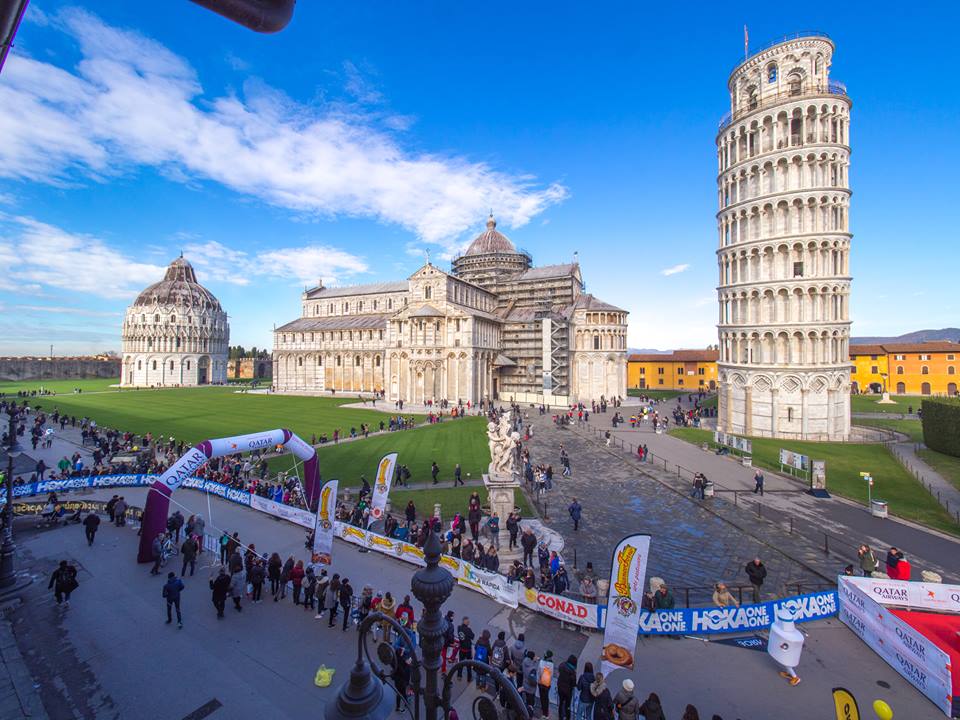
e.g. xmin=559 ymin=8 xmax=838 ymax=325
xmin=831 ymin=688 xmax=860 ymax=720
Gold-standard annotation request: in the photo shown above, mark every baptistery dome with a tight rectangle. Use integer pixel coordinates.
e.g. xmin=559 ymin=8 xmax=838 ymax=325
xmin=120 ymin=256 xmax=229 ymax=387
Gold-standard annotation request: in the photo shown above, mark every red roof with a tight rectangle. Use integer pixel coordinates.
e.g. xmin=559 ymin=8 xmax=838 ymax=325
xmin=850 ymin=341 xmax=958 ymax=355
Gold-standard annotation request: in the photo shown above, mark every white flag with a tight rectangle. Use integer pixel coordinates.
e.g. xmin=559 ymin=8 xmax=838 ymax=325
xmin=311 ymin=479 xmax=338 ymax=565
xmin=368 ymin=452 xmax=398 ymax=525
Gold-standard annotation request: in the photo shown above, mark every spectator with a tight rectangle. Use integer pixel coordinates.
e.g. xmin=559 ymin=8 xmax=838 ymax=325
xmin=745 ymin=557 xmax=767 ymax=603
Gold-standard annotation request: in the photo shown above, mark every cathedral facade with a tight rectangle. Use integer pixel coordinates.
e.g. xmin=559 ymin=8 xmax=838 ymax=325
xmin=273 ymin=216 xmax=627 ymax=405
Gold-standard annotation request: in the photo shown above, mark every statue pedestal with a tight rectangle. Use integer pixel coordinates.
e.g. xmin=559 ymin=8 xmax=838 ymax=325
xmin=877 ymin=392 xmax=896 ymax=405
xmin=484 ymin=471 xmax=520 ymax=527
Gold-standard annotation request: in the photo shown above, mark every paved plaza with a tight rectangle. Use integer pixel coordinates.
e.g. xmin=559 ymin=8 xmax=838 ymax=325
xmin=1 ymin=490 xmax=946 ymax=720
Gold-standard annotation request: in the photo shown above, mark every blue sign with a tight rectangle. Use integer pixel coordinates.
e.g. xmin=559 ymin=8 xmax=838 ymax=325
xmin=598 ymin=589 xmax=838 ymax=635
xmin=13 ymin=474 xmax=252 ymax=507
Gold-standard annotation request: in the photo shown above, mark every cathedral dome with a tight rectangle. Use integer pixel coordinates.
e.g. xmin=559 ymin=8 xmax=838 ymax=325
xmin=464 ymin=214 xmax=516 ymax=255
xmin=133 ymin=256 xmax=222 ymax=310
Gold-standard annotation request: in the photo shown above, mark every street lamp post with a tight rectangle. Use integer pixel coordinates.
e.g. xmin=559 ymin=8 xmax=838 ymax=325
xmin=0 ymin=406 xmax=20 ymax=588
xmin=325 ymin=530 xmax=530 ymax=720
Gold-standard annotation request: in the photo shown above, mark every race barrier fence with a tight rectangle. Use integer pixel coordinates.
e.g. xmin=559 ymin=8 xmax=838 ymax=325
xmin=14 ymin=473 xmax=839 ymax=635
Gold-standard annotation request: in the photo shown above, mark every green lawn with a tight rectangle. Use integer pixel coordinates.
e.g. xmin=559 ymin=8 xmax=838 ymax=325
xmin=269 ymin=417 xmax=489 ymax=488
xmin=916 ymin=449 xmax=960 ymax=494
xmin=669 ymin=427 xmax=960 ymax=536
xmin=17 ymin=386 xmax=421 ymax=445
xmin=0 ymin=377 xmax=120 ymax=394
xmin=699 ymin=394 xmax=719 ymax=410
xmin=854 ymin=418 xmax=924 ymax=443
xmin=851 ymin=394 xmax=924 ymax=415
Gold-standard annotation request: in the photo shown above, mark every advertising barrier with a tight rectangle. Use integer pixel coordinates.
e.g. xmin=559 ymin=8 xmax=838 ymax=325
xmin=16 ymin=474 xmax=844 ymax=641
xmin=838 ymin=576 xmax=954 ymax=717
xmin=519 ymin=587 xmax=599 ymax=628
xmin=612 ymin=589 xmax=838 ymax=635
xmin=13 ymin=499 xmax=144 ymax=521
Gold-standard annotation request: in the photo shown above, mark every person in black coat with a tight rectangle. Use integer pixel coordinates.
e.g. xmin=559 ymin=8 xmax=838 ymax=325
xmin=338 ymin=578 xmax=354 ymax=631
xmin=392 ymin=647 xmax=411 ymax=711
xmin=82 ymin=511 xmax=100 ymax=546
xmin=210 ymin=568 xmax=231 ymax=618
xmin=745 ymin=557 xmax=767 ymax=603
xmin=556 ymin=654 xmax=578 ymax=720
xmin=48 ymin=560 xmax=78 ymax=605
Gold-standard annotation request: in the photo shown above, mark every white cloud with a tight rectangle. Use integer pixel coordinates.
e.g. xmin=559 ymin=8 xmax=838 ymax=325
xmin=184 ymin=239 xmax=367 ymax=288
xmin=0 ymin=215 xmax=164 ymax=299
xmin=660 ymin=263 xmax=690 ymax=276
xmin=0 ymin=9 xmax=567 ymax=245
xmin=14 ymin=305 xmax=122 ymax=317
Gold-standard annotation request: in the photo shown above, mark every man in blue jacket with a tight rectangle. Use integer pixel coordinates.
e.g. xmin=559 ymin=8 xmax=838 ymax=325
xmin=162 ymin=572 xmax=185 ymax=628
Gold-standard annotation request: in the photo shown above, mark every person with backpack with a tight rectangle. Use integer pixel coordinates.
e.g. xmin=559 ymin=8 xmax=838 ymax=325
xmin=557 ymin=654 xmax=578 ymax=720
xmin=289 ymin=560 xmax=306 ymax=605
xmin=538 ymin=650 xmax=555 ymax=719
xmin=456 ymin=616 xmax=475 ymax=682
xmin=48 ymin=560 xmax=78 ymax=606
xmin=301 ymin=566 xmax=317 ymax=611
xmin=490 ymin=630 xmax=508 ymax=672
xmin=474 ymin=629 xmax=491 ymax=690
xmin=162 ymin=571 xmax=185 ymax=628
xmin=576 ymin=662 xmax=596 ymax=720
xmin=509 ymin=632 xmax=526 ymax=687
xmin=591 ymin=672 xmax=614 ymax=720
xmin=218 ymin=532 xmax=230 ymax=565
xmin=614 ymin=679 xmax=639 ymax=720
xmin=522 ymin=650 xmax=539 ymax=711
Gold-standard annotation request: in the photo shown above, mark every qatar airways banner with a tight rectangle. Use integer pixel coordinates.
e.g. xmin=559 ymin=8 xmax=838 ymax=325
xmin=838 ymin=577 xmax=953 ymax=716
xmin=520 ymin=587 xmax=598 ymax=628
xmin=844 ymin=575 xmax=960 ymax=615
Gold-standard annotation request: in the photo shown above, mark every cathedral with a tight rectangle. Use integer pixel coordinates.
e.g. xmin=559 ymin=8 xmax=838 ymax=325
xmin=273 ymin=215 xmax=627 ymax=405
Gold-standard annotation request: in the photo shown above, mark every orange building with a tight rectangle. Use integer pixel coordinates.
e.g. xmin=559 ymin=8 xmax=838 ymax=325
xmin=627 ymin=349 xmax=719 ymax=391
xmin=849 ymin=341 xmax=958 ymax=396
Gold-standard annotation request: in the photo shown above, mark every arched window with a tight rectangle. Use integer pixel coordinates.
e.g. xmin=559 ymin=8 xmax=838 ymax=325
xmin=152 ymin=360 xmax=157 ymax=370
xmin=767 ymin=64 xmax=778 ymax=83
xmin=318 ymin=356 xmax=323 ymax=366
xmin=896 ymin=366 xmax=903 ymax=375
xmin=298 ymin=356 xmax=303 ymax=367
xmin=896 ymin=382 xmax=905 ymax=394
xmin=375 ymin=355 xmax=381 ymax=367
xmin=747 ymin=86 xmax=758 ymax=110
xmin=169 ymin=361 xmax=174 ymax=371
xmin=949 ymin=366 xmax=956 ymax=375
xmin=355 ymin=356 xmax=362 ymax=367
xmin=358 ymin=301 xmax=363 ymax=311
xmin=424 ymin=286 xmax=432 ymax=299
xmin=921 ymin=366 xmax=929 ymax=375
xmin=593 ymin=335 xmax=600 ymax=350
xmin=137 ymin=360 xmax=142 ymax=370
xmin=155 ymin=314 xmax=161 ymax=322
xmin=336 ymin=356 xmax=341 ymax=367
xmin=921 ymin=382 xmax=931 ymax=395
xmin=787 ymin=407 xmax=794 ymax=422
xmin=788 ymin=74 xmax=802 ymax=96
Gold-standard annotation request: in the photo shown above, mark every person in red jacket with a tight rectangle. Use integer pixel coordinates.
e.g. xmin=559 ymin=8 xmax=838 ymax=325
xmin=290 ymin=560 xmax=306 ymax=605
xmin=395 ymin=594 xmax=416 ymax=628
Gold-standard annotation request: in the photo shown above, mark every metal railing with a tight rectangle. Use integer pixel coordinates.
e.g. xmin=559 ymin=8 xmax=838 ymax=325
xmin=718 ymin=79 xmax=848 ymax=131
xmin=729 ymin=31 xmax=832 ymax=76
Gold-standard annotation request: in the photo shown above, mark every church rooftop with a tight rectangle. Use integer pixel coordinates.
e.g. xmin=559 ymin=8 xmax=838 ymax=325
xmin=463 ymin=214 xmax=517 ymax=256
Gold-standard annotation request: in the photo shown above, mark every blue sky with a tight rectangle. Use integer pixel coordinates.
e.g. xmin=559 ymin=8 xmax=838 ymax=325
xmin=1 ymin=1 xmax=957 ymax=355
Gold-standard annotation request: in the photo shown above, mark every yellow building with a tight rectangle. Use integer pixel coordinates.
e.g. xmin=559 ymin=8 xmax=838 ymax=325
xmin=850 ymin=342 xmax=959 ymax=396
xmin=627 ymin=350 xmax=719 ymax=391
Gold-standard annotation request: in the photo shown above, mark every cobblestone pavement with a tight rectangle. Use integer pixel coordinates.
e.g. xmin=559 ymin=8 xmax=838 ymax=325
xmin=520 ymin=413 xmax=829 ymax=602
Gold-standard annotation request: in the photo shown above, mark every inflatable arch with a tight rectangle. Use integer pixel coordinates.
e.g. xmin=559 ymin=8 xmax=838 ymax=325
xmin=137 ymin=429 xmax=319 ymax=563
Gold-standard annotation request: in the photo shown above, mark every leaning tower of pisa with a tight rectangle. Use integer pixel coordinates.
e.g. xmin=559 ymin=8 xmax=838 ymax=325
xmin=715 ymin=33 xmax=852 ymax=440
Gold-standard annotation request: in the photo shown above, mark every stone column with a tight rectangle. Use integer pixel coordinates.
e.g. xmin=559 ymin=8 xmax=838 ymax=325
xmin=800 ymin=388 xmax=809 ymax=437
xmin=770 ymin=387 xmax=779 ymax=437
xmin=744 ymin=386 xmax=754 ymax=436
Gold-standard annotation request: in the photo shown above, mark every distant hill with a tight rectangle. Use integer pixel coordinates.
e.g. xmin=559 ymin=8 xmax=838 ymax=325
xmin=628 ymin=348 xmax=670 ymax=355
xmin=852 ymin=328 xmax=960 ymax=345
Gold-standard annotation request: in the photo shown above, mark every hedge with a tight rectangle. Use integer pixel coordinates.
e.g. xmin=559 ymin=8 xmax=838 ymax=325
xmin=921 ymin=398 xmax=960 ymax=458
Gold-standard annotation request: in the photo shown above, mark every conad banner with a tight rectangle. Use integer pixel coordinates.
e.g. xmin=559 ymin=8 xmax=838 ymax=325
xmin=311 ymin=480 xmax=338 ymax=564
xmin=457 ymin=563 xmax=519 ymax=608
xmin=838 ymin=577 xmax=953 ymax=717
xmin=520 ymin=587 xmax=599 ymax=628
xmin=618 ymin=589 xmax=838 ymax=635
xmin=368 ymin=453 xmax=398 ymax=525
xmin=601 ymin=533 xmax=651 ymax=674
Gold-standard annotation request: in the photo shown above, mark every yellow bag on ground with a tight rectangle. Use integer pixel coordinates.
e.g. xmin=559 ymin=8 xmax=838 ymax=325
xmin=315 ymin=665 xmax=335 ymax=688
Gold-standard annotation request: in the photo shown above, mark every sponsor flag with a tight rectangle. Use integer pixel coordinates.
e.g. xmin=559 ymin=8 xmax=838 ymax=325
xmin=368 ymin=452 xmax=398 ymax=527
xmin=601 ymin=534 xmax=650 ymax=674
xmin=831 ymin=688 xmax=860 ymax=720
xmin=312 ymin=479 xmax=338 ymax=565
